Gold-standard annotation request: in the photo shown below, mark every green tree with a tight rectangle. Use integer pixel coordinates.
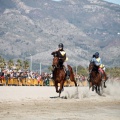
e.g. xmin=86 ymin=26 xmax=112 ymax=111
xmin=48 ymin=66 xmax=53 ymax=72
xmin=73 ymin=65 xmax=88 ymax=76
xmin=23 ymin=60 xmax=29 ymax=70
xmin=0 ymin=56 xmax=6 ymax=69
xmin=16 ymin=59 xmax=22 ymax=70
xmin=8 ymin=59 xmax=14 ymax=70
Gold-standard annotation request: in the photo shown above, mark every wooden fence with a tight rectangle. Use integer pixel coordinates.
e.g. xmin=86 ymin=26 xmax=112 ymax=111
xmin=0 ymin=78 xmax=87 ymax=87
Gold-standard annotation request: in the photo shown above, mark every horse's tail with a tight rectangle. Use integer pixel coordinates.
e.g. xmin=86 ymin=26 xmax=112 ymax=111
xmin=68 ymin=65 xmax=77 ymax=86
xmin=68 ymin=65 xmax=73 ymax=74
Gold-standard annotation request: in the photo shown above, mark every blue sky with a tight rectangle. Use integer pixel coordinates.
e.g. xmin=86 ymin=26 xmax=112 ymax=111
xmin=52 ymin=0 xmax=120 ymax=5
xmin=104 ymin=0 xmax=120 ymax=5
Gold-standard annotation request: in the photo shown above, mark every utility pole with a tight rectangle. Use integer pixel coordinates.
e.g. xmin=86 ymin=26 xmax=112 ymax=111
xmin=40 ymin=62 xmax=41 ymax=75
xmin=76 ymin=65 xmax=77 ymax=75
xmin=30 ymin=54 xmax=32 ymax=72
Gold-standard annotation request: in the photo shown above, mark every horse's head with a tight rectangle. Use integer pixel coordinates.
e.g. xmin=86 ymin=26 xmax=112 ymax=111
xmin=89 ymin=61 xmax=99 ymax=73
xmin=51 ymin=51 xmax=59 ymax=68
xmin=89 ymin=61 xmax=94 ymax=72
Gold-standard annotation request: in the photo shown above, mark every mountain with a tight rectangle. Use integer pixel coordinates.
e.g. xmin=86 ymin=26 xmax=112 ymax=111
xmin=0 ymin=0 xmax=120 ymax=71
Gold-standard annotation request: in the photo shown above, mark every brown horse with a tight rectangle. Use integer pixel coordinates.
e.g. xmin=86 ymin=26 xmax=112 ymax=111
xmin=0 ymin=76 xmax=3 ymax=84
xmin=88 ymin=62 xmax=103 ymax=95
xmin=52 ymin=51 xmax=77 ymax=97
xmin=0 ymin=72 xmax=4 ymax=84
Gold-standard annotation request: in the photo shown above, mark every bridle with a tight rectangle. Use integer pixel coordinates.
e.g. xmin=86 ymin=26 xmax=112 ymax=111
xmin=52 ymin=56 xmax=60 ymax=69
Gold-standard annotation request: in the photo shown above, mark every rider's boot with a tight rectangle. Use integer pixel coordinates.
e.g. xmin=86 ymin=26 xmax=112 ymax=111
xmin=51 ymin=71 xmax=54 ymax=80
xmin=66 ymin=70 xmax=70 ymax=80
xmin=51 ymin=65 xmax=55 ymax=80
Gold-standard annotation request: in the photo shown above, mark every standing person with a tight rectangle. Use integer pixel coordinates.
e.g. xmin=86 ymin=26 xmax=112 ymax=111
xmin=37 ymin=74 xmax=41 ymax=86
xmin=91 ymin=52 xmax=108 ymax=81
xmin=51 ymin=43 xmax=70 ymax=79
xmin=0 ymin=69 xmax=4 ymax=83
xmin=4 ymin=69 xmax=10 ymax=86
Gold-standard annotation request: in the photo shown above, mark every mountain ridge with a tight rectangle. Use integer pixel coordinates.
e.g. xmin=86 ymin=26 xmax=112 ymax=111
xmin=0 ymin=0 xmax=120 ymax=70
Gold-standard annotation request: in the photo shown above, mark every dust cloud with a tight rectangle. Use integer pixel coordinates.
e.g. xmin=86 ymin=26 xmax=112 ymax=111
xmin=63 ymin=78 xmax=120 ymax=100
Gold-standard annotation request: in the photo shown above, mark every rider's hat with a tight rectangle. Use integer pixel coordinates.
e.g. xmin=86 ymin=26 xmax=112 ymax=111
xmin=95 ymin=52 xmax=99 ymax=58
xmin=58 ymin=43 xmax=64 ymax=49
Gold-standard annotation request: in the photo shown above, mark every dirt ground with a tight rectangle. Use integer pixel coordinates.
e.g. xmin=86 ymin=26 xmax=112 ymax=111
xmin=0 ymin=79 xmax=120 ymax=120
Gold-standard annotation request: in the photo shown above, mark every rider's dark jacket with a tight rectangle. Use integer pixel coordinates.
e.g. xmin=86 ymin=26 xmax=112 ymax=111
xmin=51 ymin=49 xmax=66 ymax=62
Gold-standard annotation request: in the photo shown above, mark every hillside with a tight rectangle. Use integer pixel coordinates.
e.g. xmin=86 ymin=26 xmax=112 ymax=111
xmin=0 ymin=0 xmax=120 ymax=71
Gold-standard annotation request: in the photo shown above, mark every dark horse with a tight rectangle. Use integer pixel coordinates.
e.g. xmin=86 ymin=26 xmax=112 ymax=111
xmin=88 ymin=61 xmax=104 ymax=95
xmin=52 ymin=51 xmax=77 ymax=97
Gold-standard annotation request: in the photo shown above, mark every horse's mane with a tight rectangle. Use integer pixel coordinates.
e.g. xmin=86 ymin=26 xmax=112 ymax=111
xmin=52 ymin=51 xmax=63 ymax=68
xmin=89 ymin=61 xmax=99 ymax=72
xmin=51 ymin=51 xmax=59 ymax=57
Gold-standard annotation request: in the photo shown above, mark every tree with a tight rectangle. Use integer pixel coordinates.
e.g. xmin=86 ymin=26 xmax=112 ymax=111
xmin=16 ymin=59 xmax=22 ymax=70
xmin=73 ymin=65 xmax=88 ymax=76
xmin=7 ymin=59 xmax=14 ymax=70
xmin=48 ymin=66 xmax=53 ymax=72
xmin=23 ymin=60 xmax=29 ymax=70
xmin=0 ymin=56 xmax=6 ymax=69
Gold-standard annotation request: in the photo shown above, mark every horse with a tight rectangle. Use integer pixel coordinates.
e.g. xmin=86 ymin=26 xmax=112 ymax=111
xmin=0 ymin=76 xmax=3 ymax=84
xmin=52 ymin=51 xmax=77 ymax=97
xmin=0 ymin=72 xmax=4 ymax=84
xmin=88 ymin=61 xmax=103 ymax=95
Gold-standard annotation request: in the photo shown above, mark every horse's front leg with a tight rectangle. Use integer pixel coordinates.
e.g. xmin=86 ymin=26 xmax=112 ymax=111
xmin=103 ymin=81 xmax=107 ymax=88
xmin=92 ymin=85 xmax=94 ymax=91
xmin=95 ymin=85 xmax=98 ymax=93
xmin=97 ymin=86 xmax=101 ymax=95
xmin=55 ymin=82 xmax=59 ymax=93
xmin=58 ymin=81 xmax=64 ymax=97
xmin=89 ymin=81 xmax=92 ymax=89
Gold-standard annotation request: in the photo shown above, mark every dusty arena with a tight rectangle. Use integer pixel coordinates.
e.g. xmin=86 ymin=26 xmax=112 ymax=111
xmin=0 ymin=79 xmax=120 ymax=120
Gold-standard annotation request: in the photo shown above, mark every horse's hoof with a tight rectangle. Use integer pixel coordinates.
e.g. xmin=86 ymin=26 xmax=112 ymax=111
xmin=64 ymin=96 xmax=67 ymax=99
xmin=98 ymin=92 xmax=101 ymax=96
xmin=92 ymin=86 xmax=94 ymax=91
xmin=61 ymin=88 xmax=64 ymax=92
xmin=56 ymin=91 xmax=59 ymax=93
xmin=104 ymin=86 xmax=107 ymax=88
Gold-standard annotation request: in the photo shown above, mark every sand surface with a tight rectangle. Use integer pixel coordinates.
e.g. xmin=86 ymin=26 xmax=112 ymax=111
xmin=0 ymin=79 xmax=120 ymax=120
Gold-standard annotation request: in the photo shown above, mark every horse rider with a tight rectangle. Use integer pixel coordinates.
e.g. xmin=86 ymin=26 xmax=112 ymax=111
xmin=51 ymin=43 xmax=70 ymax=79
xmin=91 ymin=52 xmax=108 ymax=81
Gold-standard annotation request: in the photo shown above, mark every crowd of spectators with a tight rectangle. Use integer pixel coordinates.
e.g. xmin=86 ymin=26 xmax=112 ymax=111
xmin=0 ymin=68 xmax=87 ymax=86
xmin=0 ymin=68 xmax=52 ymax=86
